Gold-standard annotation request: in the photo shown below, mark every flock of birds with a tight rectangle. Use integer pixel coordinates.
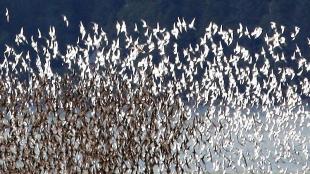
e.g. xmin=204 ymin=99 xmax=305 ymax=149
xmin=0 ymin=9 xmax=310 ymax=173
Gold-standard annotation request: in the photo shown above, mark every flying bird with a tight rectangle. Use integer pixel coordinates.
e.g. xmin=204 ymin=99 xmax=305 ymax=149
xmin=189 ymin=18 xmax=196 ymax=30
xmin=62 ymin=15 xmax=69 ymax=27
xmin=5 ymin=8 xmax=9 ymax=23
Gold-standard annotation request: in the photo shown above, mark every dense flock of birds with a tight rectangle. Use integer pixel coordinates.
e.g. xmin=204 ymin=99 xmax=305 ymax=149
xmin=0 ymin=10 xmax=310 ymax=173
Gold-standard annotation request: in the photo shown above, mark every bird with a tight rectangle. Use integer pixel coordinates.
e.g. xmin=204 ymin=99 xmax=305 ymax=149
xmin=37 ymin=28 xmax=42 ymax=38
xmin=62 ymin=15 xmax=69 ymax=27
xmin=291 ymin=26 xmax=300 ymax=40
xmin=121 ymin=21 xmax=127 ymax=34
xmin=79 ymin=21 xmax=86 ymax=39
xmin=237 ymin=23 xmax=243 ymax=38
xmin=171 ymin=23 xmax=179 ymax=39
xmin=5 ymin=8 xmax=9 ymax=23
xmin=189 ymin=18 xmax=196 ymax=30
xmin=116 ymin=21 xmax=121 ymax=35
xmin=141 ymin=19 xmax=147 ymax=28
xmin=134 ymin=23 xmax=139 ymax=33
xmin=251 ymin=27 xmax=262 ymax=39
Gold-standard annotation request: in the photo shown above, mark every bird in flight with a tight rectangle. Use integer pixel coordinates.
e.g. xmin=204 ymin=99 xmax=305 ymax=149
xmin=5 ymin=8 xmax=9 ymax=23
xmin=62 ymin=15 xmax=69 ymax=27
xmin=189 ymin=18 xmax=196 ymax=30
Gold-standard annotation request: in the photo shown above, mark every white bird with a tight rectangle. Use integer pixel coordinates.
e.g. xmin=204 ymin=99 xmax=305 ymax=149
xmin=37 ymin=28 xmax=42 ymax=38
xmin=181 ymin=17 xmax=187 ymax=32
xmin=79 ymin=21 xmax=86 ymax=39
xmin=237 ymin=23 xmax=243 ymax=38
xmin=62 ymin=15 xmax=69 ymax=27
xmin=49 ymin=26 xmax=56 ymax=39
xmin=5 ymin=8 xmax=9 ymax=23
xmin=189 ymin=18 xmax=196 ymax=30
xmin=116 ymin=21 xmax=121 ymax=35
xmin=15 ymin=27 xmax=27 ymax=45
xmin=141 ymin=19 xmax=147 ymax=28
xmin=134 ymin=23 xmax=139 ymax=33
xmin=19 ymin=27 xmax=24 ymax=37
xmin=244 ymin=26 xmax=250 ymax=38
xmin=92 ymin=22 xmax=99 ymax=35
xmin=177 ymin=17 xmax=183 ymax=32
xmin=251 ymin=27 xmax=262 ymax=39
xmin=291 ymin=26 xmax=300 ymax=40
xmin=4 ymin=44 xmax=12 ymax=56
xmin=270 ymin=21 xmax=277 ymax=30
xmin=280 ymin=25 xmax=285 ymax=34
xmin=171 ymin=23 xmax=179 ymax=39
xmin=121 ymin=21 xmax=127 ymax=34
